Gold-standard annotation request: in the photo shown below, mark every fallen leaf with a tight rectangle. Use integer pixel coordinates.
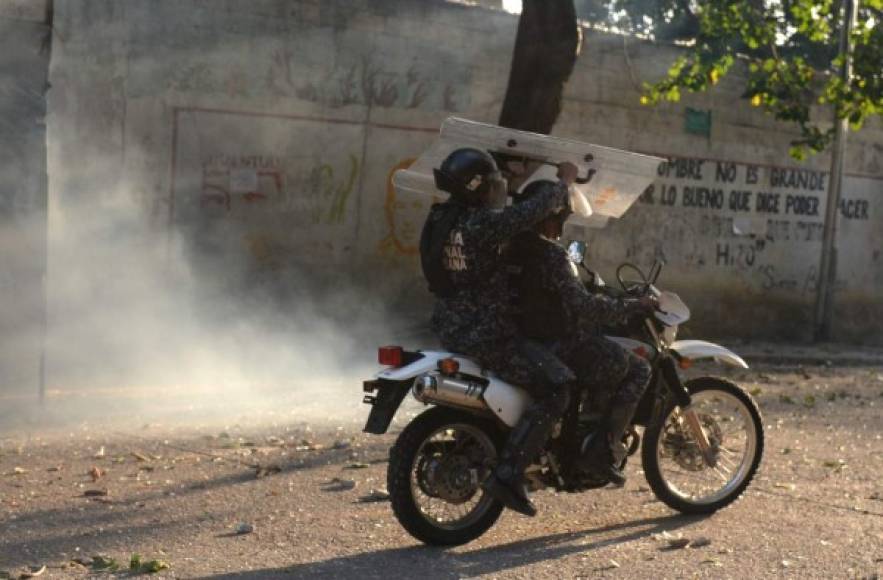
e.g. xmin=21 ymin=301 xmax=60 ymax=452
xmin=295 ymin=439 xmax=324 ymax=451
xmin=93 ymin=446 xmax=106 ymax=459
xmin=89 ymin=466 xmax=104 ymax=482
xmin=749 ymin=387 xmax=763 ymax=396
xmin=322 ymin=477 xmax=356 ymax=492
xmin=357 ymin=489 xmax=390 ymax=503
xmin=774 ymin=482 xmax=796 ymax=491
xmin=142 ymin=560 xmax=170 ymax=574
xmin=779 ymin=395 xmax=795 ymax=404
xmin=83 ymin=489 xmax=108 ymax=497
xmin=595 ymin=559 xmax=621 ymax=571
xmin=254 ymin=464 xmax=282 ymax=479
xmin=130 ymin=554 xmax=142 ymax=570
xmin=345 ymin=462 xmax=370 ymax=470
xmin=664 ymin=538 xmax=691 ymax=550
xmin=235 ymin=522 xmax=254 ymax=535
xmin=19 ymin=565 xmax=46 ymax=578
xmin=12 ymin=467 xmax=26 ymax=475
xmin=131 ymin=452 xmax=149 ymax=462
xmin=803 ymin=395 xmax=816 ymax=408
xmin=46 ymin=466 xmax=61 ymax=472
xmin=91 ymin=556 xmax=119 ymax=571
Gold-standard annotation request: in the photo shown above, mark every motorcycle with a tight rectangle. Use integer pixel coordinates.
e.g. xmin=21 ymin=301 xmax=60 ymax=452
xmin=360 ymin=250 xmax=764 ymax=546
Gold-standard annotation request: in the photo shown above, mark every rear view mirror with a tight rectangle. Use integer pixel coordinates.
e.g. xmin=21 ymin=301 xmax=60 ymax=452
xmin=567 ymin=240 xmax=587 ymax=265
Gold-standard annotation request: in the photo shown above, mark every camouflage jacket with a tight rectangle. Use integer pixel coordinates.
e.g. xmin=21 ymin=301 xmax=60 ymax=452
xmin=429 ymin=182 xmax=569 ymax=353
xmin=509 ymin=231 xmax=630 ymax=342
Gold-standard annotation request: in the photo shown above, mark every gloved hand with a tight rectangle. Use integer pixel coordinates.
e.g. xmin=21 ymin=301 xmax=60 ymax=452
xmin=557 ymin=161 xmax=579 ymax=186
xmin=623 ymin=295 xmax=658 ymax=316
xmin=638 ymin=295 xmax=658 ymax=313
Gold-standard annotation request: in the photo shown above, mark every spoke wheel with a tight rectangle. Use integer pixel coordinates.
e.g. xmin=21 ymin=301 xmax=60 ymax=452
xmin=388 ymin=407 xmax=505 ymax=545
xmin=642 ymin=377 xmax=764 ymax=514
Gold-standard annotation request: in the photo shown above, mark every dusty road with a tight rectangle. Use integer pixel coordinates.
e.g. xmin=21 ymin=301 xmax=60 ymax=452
xmin=1 ymin=362 xmax=882 ymax=579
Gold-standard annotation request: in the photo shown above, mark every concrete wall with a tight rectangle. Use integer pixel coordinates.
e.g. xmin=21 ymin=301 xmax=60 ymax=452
xmin=0 ymin=0 xmax=49 ymax=392
xmin=46 ymin=0 xmax=883 ymax=344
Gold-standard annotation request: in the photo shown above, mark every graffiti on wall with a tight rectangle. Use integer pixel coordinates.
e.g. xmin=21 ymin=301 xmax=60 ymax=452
xmin=283 ymin=54 xmax=470 ymax=112
xmin=589 ymin=155 xmax=875 ymax=297
xmin=171 ymin=108 xmax=368 ymax=268
xmin=378 ymin=158 xmax=442 ymax=256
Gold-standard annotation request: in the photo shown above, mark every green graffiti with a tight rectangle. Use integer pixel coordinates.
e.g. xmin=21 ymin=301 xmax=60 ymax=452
xmin=327 ymin=154 xmax=358 ymax=224
xmin=308 ymin=154 xmax=360 ymax=225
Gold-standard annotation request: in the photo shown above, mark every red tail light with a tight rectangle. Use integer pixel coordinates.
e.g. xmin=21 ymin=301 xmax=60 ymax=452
xmin=378 ymin=346 xmax=404 ymax=367
xmin=438 ymin=358 xmax=460 ymax=375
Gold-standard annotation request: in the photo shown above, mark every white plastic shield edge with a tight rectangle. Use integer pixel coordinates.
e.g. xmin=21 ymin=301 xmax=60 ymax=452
xmin=391 ymin=117 xmax=664 ymax=228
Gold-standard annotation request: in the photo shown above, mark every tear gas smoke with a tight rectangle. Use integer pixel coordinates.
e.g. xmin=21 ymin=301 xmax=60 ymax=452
xmin=0 ymin=173 xmax=429 ymax=434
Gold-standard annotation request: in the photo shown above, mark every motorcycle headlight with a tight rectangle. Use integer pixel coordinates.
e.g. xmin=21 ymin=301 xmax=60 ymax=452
xmin=663 ymin=325 xmax=678 ymax=345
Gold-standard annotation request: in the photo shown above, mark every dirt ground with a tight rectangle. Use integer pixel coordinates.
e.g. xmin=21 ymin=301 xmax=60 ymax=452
xmin=1 ymin=361 xmax=882 ymax=579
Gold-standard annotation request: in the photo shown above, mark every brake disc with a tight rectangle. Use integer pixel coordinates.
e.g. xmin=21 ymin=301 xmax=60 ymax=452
xmin=662 ymin=413 xmax=724 ymax=472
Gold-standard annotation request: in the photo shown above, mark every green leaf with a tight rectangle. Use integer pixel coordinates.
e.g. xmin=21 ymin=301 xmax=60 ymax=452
xmin=130 ymin=554 xmax=142 ymax=571
xmin=143 ymin=560 xmax=170 ymax=574
xmin=91 ymin=556 xmax=119 ymax=572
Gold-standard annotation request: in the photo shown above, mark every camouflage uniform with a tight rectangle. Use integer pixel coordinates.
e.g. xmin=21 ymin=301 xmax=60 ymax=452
xmin=508 ymin=229 xmax=651 ymax=415
xmin=429 ymin=181 xmax=575 ymax=396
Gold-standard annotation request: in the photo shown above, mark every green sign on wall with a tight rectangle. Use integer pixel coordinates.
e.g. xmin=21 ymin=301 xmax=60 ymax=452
xmin=685 ymin=108 xmax=712 ymax=137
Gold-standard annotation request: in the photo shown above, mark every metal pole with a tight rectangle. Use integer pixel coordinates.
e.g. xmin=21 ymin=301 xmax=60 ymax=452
xmin=814 ymin=0 xmax=858 ymax=342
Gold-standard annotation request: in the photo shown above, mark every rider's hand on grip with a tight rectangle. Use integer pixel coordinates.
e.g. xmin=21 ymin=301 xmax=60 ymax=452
xmin=638 ymin=295 xmax=658 ymax=314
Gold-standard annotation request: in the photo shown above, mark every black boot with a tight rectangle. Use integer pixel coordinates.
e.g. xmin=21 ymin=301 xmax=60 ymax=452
xmin=482 ymin=400 xmax=562 ymax=517
xmin=577 ymin=403 xmax=638 ymax=487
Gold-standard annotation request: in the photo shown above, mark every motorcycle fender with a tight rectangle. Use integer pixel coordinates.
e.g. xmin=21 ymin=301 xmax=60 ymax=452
xmin=670 ymin=340 xmax=749 ymax=369
xmin=362 ymin=379 xmax=411 ymax=435
xmin=482 ymin=379 xmax=533 ymax=427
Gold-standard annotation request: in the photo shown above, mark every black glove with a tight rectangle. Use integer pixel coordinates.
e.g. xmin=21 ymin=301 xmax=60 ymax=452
xmin=623 ymin=295 xmax=657 ymax=316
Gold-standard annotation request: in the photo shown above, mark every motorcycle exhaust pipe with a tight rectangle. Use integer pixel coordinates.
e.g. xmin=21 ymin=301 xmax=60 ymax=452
xmin=412 ymin=374 xmax=488 ymax=411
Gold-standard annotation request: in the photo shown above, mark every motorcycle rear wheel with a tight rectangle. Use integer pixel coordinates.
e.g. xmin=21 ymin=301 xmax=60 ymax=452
xmin=388 ymin=406 xmax=505 ymax=546
xmin=642 ymin=377 xmax=763 ymax=514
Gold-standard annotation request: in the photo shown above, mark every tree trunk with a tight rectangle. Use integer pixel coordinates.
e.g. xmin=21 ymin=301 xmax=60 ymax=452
xmin=498 ymin=0 xmax=580 ymax=135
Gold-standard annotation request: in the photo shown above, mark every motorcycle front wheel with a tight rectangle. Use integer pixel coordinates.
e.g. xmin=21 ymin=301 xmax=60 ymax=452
xmin=642 ymin=377 xmax=764 ymax=514
xmin=387 ymin=406 xmax=505 ymax=546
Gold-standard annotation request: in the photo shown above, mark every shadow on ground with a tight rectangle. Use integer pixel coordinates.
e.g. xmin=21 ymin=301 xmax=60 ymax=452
xmin=206 ymin=514 xmax=702 ymax=579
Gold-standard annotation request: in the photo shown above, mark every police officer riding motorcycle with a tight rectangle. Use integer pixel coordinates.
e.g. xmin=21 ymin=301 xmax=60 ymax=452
xmin=420 ymin=148 xmax=580 ymax=516
xmin=507 ymin=179 xmax=657 ymax=487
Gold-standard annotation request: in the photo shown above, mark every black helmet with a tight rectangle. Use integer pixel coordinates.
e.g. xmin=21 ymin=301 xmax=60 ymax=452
xmin=518 ymin=179 xmax=572 ymax=233
xmin=434 ymin=148 xmax=498 ymax=205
